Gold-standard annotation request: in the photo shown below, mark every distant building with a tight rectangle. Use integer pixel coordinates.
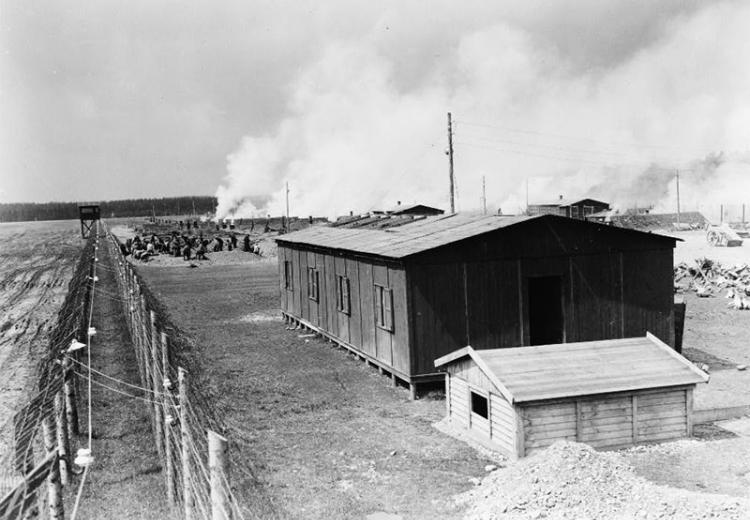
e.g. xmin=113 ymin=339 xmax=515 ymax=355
xmin=528 ymin=196 xmax=610 ymax=220
xmin=334 ymin=203 xmax=444 ymax=229
xmin=388 ymin=202 xmax=444 ymax=216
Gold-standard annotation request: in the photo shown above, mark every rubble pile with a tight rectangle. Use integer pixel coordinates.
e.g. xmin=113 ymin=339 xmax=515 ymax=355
xmin=674 ymin=258 xmax=750 ymax=309
xmin=457 ymin=441 xmax=748 ymax=520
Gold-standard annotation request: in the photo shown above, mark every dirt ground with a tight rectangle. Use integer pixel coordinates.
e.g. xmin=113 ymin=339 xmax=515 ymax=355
xmin=0 ymin=220 xmax=82 ymax=431
xmin=66 ymin=236 xmax=173 ymax=519
xmin=138 ymin=260 xmax=495 ymax=519
xmin=126 ymin=223 xmax=750 ymax=519
xmin=669 ymin=228 xmax=750 ymax=411
xmin=672 ymin=228 xmax=749 ymax=266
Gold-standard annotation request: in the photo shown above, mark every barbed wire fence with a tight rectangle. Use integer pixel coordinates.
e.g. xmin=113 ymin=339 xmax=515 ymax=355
xmin=1 ymin=219 xmax=251 ymax=519
xmin=102 ymin=221 xmax=248 ymax=520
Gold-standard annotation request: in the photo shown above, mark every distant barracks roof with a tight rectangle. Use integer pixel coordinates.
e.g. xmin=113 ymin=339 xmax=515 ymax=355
xmin=276 ymin=213 xmax=677 ymax=259
xmin=434 ymin=334 xmax=709 ymax=404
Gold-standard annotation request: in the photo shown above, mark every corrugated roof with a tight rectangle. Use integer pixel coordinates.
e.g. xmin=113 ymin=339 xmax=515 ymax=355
xmin=276 ymin=213 xmax=677 ymax=259
xmin=435 ymin=334 xmax=708 ymax=404
xmin=276 ymin=214 xmax=533 ymax=258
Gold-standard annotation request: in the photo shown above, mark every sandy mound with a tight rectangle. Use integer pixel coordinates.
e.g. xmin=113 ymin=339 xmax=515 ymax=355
xmin=457 ymin=441 xmax=748 ymax=520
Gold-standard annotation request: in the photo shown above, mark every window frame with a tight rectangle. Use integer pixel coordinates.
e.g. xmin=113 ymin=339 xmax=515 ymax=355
xmin=374 ymin=284 xmax=394 ymax=332
xmin=307 ymin=267 xmax=319 ymax=302
xmin=336 ymin=275 xmax=351 ymax=315
xmin=284 ymin=261 xmax=293 ymax=291
xmin=470 ymin=390 xmax=489 ymax=420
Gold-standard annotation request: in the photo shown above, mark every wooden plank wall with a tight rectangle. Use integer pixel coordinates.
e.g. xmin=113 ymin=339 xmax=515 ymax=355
xmin=622 ymin=250 xmax=675 ymax=346
xmin=448 ymin=376 xmax=470 ymax=426
xmin=446 ymin=374 xmax=517 ymax=458
xmin=523 ymin=401 xmax=577 ymax=455
xmin=569 ymin=253 xmax=623 ymax=341
xmin=636 ymin=388 xmax=689 ymax=443
xmin=489 ymin=392 xmax=516 ymax=456
xmin=408 ymin=248 xmax=675 ymax=377
xmin=450 ymin=358 xmax=496 ymax=389
xmin=279 ymin=246 xmax=411 ymax=377
xmin=464 ymin=259 xmax=521 ymax=350
xmin=408 ymin=262 xmax=467 ymax=375
xmin=522 ymin=387 xmax=690 ymax=455
xmin=279 ymin=246 xmax=289 ymax=312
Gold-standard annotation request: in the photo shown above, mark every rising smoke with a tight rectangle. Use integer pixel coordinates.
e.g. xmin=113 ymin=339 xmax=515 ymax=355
xmin=215 ymin=1 xmax=750 ymax=221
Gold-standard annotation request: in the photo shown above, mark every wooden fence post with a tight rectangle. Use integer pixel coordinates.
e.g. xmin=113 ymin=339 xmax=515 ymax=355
xmin=62 ymin=356 xmax=79 ymax=438
xmin=54 ymin=391 xmax=70 ymax=486
xmin=140 ymin=295 xmax=156 ymax=437
xmin=179 ymin=368 xmax=194 ymax=520
xmin=42 ymin=418 xmax=64 ymax=520
xmin=151 ymin=311 xmax=164 ymax=459
xmin=208 ymin=430 xmax=230 ymax=520
xmin=162 ymin=331 xmax=175 ymax=506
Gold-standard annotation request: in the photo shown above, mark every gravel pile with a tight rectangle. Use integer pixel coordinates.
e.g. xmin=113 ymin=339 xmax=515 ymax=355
xmin=457 ymin=441 xmax=748 ymax=520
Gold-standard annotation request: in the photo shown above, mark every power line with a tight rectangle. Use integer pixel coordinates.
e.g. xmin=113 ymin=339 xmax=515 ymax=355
xmin=455 ymin=119 xmax=708 ymax=151
xmin=454 ymin=141 xmax=650 ymax=167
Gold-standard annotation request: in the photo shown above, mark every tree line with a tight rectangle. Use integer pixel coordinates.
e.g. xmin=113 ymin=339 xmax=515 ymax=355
xmin=0 ymin=196 xmax=218 ymax=222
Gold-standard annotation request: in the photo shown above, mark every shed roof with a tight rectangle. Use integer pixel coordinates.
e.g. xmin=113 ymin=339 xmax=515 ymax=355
xmin=276 ymin=213 xmax=677 ymax=259
xmin=434 ymin=333 xmax=708 ymax=404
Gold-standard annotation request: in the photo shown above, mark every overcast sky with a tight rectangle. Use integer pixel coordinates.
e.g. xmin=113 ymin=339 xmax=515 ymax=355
xmin=1 ymin=1 xmax=747 ymax=216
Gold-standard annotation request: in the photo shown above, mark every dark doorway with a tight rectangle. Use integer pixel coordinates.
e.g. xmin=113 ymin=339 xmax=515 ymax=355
xmin=528 ymin=276 xmax=564 ymax=345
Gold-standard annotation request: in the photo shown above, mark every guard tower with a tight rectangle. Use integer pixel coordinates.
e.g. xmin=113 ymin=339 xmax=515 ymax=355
xmin=78 ymin=204 xmax=100 ymax=239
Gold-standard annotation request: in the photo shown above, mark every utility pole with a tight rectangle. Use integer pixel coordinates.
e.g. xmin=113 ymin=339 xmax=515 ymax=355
xmin=285 ymin=182 xmax=290 ymax=232
xmin=447 ymin=112 xmax=455 ymax=214
xmin=481 ymin=176 xmax=487 ymax=215
xmin=526 ymin=178 xmax=529 ymax=214
xmin=676 ymin=169 xmax=681 ymax=226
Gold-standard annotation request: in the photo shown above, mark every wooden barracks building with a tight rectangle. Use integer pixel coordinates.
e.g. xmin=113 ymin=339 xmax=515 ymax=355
xmin=275 ymin=213 xmax=678 ymax=398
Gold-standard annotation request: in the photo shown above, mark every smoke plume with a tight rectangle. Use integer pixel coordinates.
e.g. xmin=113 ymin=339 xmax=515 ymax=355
xmin=215 ymin=1 xmax=750 ymax=222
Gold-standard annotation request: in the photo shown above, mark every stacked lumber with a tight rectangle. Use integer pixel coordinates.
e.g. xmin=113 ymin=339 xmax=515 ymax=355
xmin=674 ymin=258 xmax=750 ymax=309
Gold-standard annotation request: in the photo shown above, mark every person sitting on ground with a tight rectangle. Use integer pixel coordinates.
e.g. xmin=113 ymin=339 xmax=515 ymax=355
xmin=196 ymin=242 xmax=207 ymax=260
xmin=182 ymin=244 xmax=191 ymax=261
xmin=242 ymin=234 xmax=251 ymax=252
xmin=252 ymin=243 xmax=261 ymax=256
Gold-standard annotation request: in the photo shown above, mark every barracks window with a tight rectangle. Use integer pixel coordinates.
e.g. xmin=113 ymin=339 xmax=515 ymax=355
xmin=336 ymin=275 xmax=350 ymax=315
xmin=307 ymin=267 xmax=319 ymax=302
xmin=375 ymin=284 xmax=393 ymax=332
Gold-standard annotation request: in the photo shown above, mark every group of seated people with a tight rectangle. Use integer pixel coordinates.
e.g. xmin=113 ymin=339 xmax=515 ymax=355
xmin=122 ymin=231 xmax=261 ymax=262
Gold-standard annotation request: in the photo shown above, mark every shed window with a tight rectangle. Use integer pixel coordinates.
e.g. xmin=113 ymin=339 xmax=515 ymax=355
xmin=284 ymin=261 xmax=293 ymax=290
xmin=471 ymin=391 xmax=488 ymax=419
xmin=336 ymin=275 xmax=350 ymax=314
xmin=307 ymin=267 xmax=319 ymax=302
xmin=375 ymin=285 xmax=393 ymax=332
xmin=571 ymin=206 xmax=579 ymax=219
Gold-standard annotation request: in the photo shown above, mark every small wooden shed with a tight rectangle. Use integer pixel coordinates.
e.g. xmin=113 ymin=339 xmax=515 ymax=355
xmin=434 ymin=333 xmax=709 ymax=458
